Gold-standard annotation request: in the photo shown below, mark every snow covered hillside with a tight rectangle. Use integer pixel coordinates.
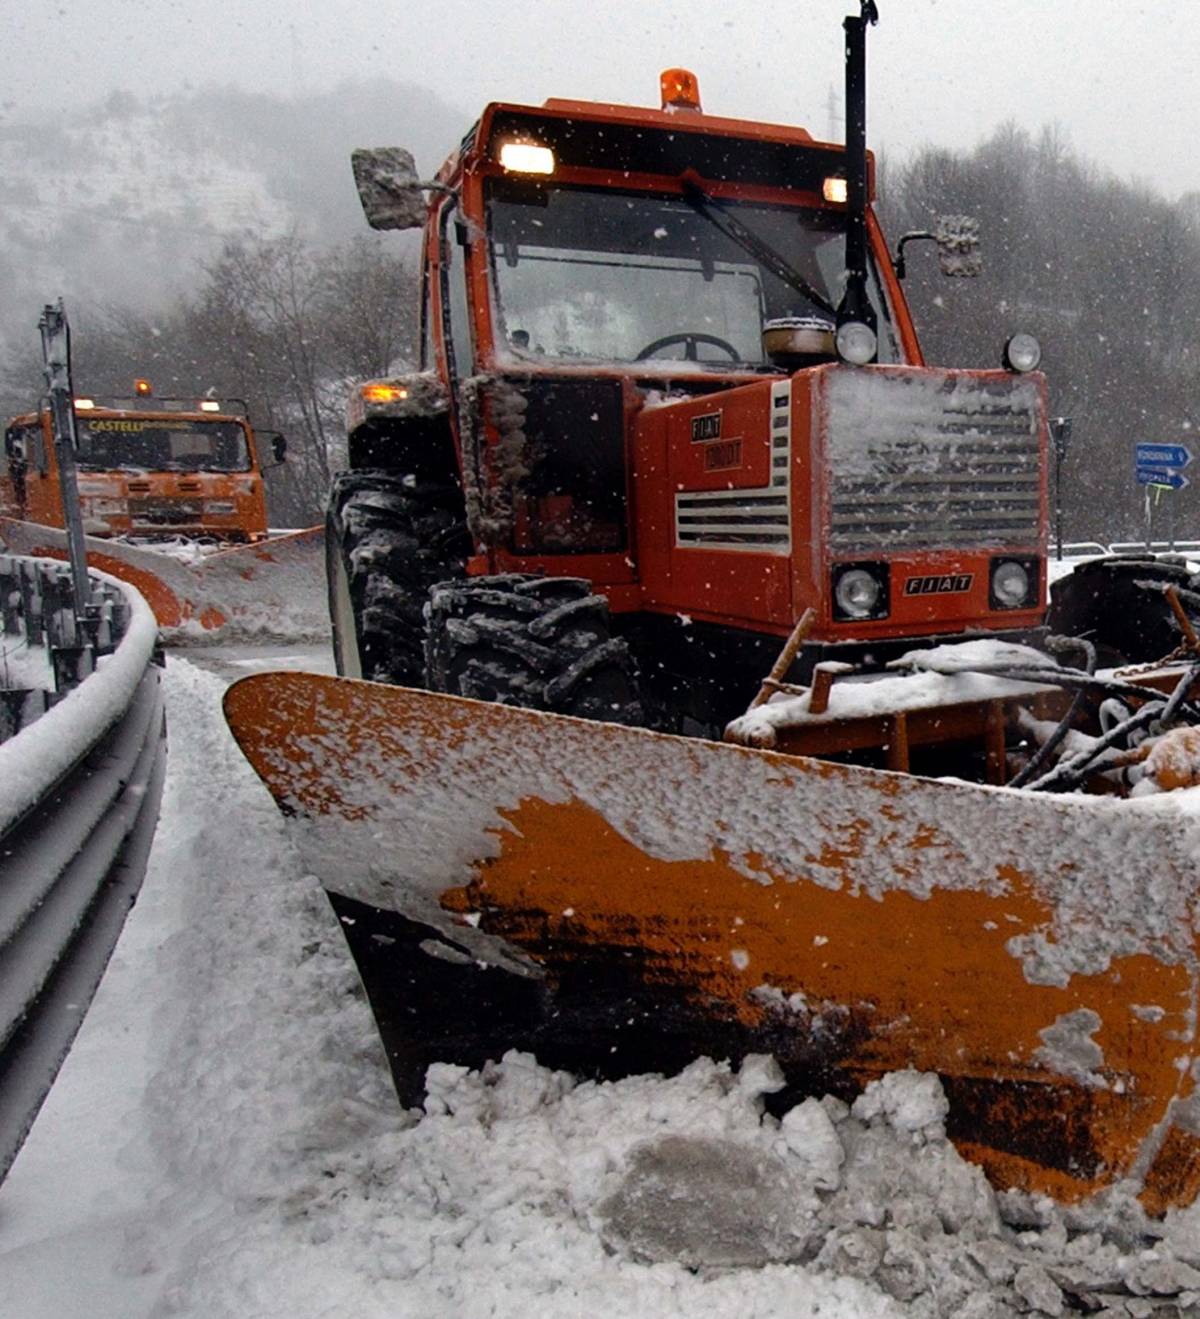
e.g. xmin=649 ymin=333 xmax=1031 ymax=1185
xmin=5 ymin=652 xmax=1200 ymax=1317
xmin=0 ymin=81 xmax=467 ymax=359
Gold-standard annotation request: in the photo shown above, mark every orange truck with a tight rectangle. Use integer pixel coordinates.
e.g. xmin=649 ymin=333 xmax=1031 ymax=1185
xmin=1 ymin=388 xmax=284 ymax=544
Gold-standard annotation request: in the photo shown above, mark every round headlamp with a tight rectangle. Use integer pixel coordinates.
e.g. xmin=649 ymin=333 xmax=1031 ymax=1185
xmin=835 ymin=320 xmax=878 ymax=366
xmin=992 ymin=560 xmax=1030 ymax=607
xmin=1002 ymin=332 xmax=1042 ymax=373
xmin=834 ymin=567 xmax=882 ymax=619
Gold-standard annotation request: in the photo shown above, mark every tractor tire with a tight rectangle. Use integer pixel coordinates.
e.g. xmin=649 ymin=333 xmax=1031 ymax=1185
xmin=1047 ymin=554 xmax=1197 ymax=666
xmin=326 ymin=470 xmax=467 ymax=684
xmin=425 ymin=574 xmax=645 ymax=725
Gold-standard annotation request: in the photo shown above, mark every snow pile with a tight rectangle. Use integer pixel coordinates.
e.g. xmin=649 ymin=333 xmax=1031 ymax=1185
xmin=160 ymin=1036 xmax=1200 ymax=1319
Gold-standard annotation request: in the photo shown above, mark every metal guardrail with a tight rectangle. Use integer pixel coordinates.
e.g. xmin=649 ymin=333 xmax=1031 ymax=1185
xmin=1056 ymin=541 xmax=1111 ymax=559
xmin=1107 ymin=541 xmax=1200 ymax=558
xmin=0 ymin=557 xmax=165 ymax=1183
xmin=1056 ymin=541 xmax=1200 ymax=561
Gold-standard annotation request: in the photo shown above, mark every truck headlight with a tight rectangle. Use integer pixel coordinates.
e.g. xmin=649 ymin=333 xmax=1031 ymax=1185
xmin=204 ymin=500 xmax=237 ymax=515
xmin=835 ymin=321 xmax=877 ymax=366
xmin=990 ymin=557 xmax=1036 ymax=609
xmin=1002 ymin=333 xmax=1041 ymax=373
xmin=833 ymin=564 xmax=889 ymax=621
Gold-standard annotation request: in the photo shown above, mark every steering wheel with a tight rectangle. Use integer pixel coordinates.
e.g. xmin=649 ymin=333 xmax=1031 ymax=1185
xmin=635 ymin=332 xmax=741 ymax=362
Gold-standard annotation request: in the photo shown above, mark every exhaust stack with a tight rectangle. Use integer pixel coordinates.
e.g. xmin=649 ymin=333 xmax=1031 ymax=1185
xmin=836 ymin=2 xmax=879 ymax=346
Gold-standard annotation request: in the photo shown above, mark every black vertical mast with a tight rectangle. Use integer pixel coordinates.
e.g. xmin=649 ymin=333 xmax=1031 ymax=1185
xmin=837 ymin=2 xmax=879 ymax=340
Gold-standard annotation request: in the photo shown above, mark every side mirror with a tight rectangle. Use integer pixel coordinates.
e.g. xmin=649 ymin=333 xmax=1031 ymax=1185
xmin=255 ymin=430 xmax=287 ymax=465
xmin=893 ymin=214 xmax=982 ymax=280
xmin=351 ymin=147 xmax=440 ymax=231
xmin=933 ymin=215 xmax=982 ymax=277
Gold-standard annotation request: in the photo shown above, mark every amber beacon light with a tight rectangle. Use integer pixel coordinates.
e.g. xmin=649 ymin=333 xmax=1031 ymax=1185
xmin=363 ymin=383 xmax=409 ymax=404
xmin=660 ymin=68 xmax=701 ymax=111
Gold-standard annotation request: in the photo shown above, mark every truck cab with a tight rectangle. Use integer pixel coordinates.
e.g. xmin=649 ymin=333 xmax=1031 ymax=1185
xmin=2 ymin=394 xmax=280 ymax=544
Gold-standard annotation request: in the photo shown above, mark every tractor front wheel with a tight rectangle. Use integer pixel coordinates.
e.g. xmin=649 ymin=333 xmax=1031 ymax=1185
xmin=326 ymin=471 xmax=467 ymax=684
xmin=425 ymin=574 xmax=644 ymax=725
xmin=1047 ymin=555 xmax=1198 ymax=666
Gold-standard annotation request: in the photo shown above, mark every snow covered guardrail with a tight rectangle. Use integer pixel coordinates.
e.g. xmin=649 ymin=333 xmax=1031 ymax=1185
xmin=1108 ymin=539 xmax=1200 ymax=559
xmin=0 ymin=557 xmax=166 ymax=1183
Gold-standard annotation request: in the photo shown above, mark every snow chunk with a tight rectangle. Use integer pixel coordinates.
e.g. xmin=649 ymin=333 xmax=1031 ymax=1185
xmin=780 ymin=1098 xmax=845 ymax=1190
xmin=851 ymin=1069 xmax=950 ymax=1141
xmin=598 ymin=1134 xmax=820 ymax=1266
xmin=736 ymin=1052 xmax=786 ymax=1101
xmin=1034 ymin=1008 xmax=1107 ymax=1089
xmin=424 ymin=1049 xmax=575 ymax=1121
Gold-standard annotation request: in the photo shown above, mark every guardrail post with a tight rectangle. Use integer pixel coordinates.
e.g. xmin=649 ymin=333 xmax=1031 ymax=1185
xmin=0 ymin=558 xmax=21 ymax=636
xmin=42 ymin=565 xmax=94 ymax=691
xmin=17 ymin=562 xmax=42 ymax=647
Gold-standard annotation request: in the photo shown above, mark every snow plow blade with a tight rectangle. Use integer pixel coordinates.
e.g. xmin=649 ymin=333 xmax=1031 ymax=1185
xmin=0 ymin=518 xmax=326 ymax=641
xmin=224 ymin=670 xmax=1200 ymax=1213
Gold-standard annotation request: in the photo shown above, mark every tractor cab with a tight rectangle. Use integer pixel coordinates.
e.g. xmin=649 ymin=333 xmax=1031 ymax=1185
xmin=351 ymin=72 xmax=924 ymax=569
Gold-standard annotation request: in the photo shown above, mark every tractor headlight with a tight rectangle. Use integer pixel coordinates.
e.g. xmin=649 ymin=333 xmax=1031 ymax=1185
xmin=1002 ymin=332 xmax=1041 ymax=373
xmin=833 ymin=564 xmax=889 ymax=621
xmin=990 ymin=558 xmax=1034 ymax=609
xmin=835 ymin=320 xmax=877 ymax=366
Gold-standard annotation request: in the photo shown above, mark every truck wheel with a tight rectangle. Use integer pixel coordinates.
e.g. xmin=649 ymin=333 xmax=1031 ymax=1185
xmin=326 ymin=471 xmax=467 ymax=684
xmin=425 ymin=574 xmax=645 ymax=725
xmin=1047 ymin=555 xmax=1197 ymax=666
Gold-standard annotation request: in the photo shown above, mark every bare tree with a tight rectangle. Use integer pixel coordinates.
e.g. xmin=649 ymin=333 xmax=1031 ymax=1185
xmin=1 ymin=233 xmax=419 ymax=525
xmin=879 ymin=125 xmax=1200 ymax=541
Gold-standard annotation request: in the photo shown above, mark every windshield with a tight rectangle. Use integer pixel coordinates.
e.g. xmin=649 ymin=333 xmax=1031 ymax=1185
xmin=75 ymin=417 xmax=252 ymax=472
xmin=487 ymin=182 xmax=900 ymax=368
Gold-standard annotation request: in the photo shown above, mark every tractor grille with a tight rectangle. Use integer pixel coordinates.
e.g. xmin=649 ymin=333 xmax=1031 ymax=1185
xmin=129 ymin=499 xmax=203 ymax=525
xmin=825 ymin=369 xmax=1042 ymax=552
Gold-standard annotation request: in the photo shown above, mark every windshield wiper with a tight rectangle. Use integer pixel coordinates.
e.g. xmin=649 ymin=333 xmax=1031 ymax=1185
xmin=680 ymin=179 xmax=836 ymax=320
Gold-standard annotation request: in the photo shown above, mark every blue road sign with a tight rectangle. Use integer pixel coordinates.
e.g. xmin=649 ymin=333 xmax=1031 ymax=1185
xmin=1136 ymin=466 xmax=1190 ymax=489
xmin=1136 ymin=442 xmax=1193 ymax=469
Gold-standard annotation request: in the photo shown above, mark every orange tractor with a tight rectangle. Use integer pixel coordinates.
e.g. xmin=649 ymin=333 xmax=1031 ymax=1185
xmin=226 ymin=4 xmax=1200 ymax=1214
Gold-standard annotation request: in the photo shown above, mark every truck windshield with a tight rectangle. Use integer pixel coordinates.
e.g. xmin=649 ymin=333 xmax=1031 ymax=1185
xmin=487 ymin=181 xmax=900 ymax=368
xmin=75 ymin=418 xmax=252 ymax=472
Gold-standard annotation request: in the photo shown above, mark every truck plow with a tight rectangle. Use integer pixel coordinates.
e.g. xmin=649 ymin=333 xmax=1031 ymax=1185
xmin=0 ymin=517 xmax=326 ymax=642
xmin=226 ymin=668 xmax=1200 ymax=1214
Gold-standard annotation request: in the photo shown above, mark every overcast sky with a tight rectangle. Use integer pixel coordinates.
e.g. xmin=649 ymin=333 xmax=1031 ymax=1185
xmin=3 ymin=1 xmax=1195 ymax=198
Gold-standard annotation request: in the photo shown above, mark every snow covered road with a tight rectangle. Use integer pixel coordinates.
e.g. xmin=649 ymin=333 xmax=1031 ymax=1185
xmin=4 ymin=649 xmax=1200 ymax=1317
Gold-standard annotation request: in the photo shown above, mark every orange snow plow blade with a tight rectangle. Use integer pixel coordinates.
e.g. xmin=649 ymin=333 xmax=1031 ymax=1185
xmin=0 ymin=518 xmax=326 ymax=641
xmin=225 ymin=670 xmax=1200 ymax=1213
